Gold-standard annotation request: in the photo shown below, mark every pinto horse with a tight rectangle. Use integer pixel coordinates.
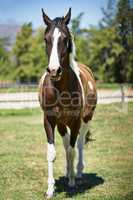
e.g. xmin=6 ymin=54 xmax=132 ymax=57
xmin=39 ymin=8 xmax=97 ymax=198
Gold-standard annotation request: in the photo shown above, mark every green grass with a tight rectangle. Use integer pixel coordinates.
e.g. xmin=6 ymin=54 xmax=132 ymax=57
xmin=0 ymin=103 xmax=133 ymax=200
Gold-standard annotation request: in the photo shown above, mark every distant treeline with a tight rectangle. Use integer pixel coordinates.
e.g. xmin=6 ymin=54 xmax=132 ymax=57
xmin=0 ymin=0 xmax=133 ymax=83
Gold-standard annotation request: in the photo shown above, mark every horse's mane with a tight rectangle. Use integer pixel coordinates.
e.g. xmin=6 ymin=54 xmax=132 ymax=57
xmin=70 ymin=33 xmax=85 ymax=107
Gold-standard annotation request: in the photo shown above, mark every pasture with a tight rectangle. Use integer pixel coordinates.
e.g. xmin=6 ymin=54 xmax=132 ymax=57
xmin=0 ymin=103 xmax=133 ymax=200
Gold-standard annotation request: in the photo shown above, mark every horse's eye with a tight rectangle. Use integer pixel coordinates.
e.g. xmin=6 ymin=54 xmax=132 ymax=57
xmin=61 ymin=38 xmax=67 ymax=46
xmin=63 ymin=37 xmax=67 ymax=42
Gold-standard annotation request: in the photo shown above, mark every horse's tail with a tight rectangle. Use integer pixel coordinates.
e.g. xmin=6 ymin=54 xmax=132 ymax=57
xmin=85 ymin=129 xmax=92 ymax=144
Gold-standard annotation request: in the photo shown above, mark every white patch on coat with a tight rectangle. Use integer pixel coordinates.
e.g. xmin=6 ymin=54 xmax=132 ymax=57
xmin=88 ymin=81 xmax=93 ymax=90
xmin=63 ymin=133 xmax=70 ymax=150
xmin=70 ymin=34 xmax=85 ymax=107
xmin=38 ymin=72 xmax=47 ymax=107
xmin=48 ymin=28 xmax=61 ymax=71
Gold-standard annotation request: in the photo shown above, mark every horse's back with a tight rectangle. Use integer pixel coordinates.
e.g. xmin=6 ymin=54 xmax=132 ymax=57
xmin=78 ymin=63 xmax=97 ymax=123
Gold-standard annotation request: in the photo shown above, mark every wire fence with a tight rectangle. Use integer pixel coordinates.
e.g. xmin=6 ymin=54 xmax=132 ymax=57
xmin=0 ymin=83 xmax=133 ymax=109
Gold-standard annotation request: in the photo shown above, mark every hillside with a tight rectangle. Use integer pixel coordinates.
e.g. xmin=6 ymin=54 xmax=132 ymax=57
xmin=0 ymin=24 xmax=21 ymax=45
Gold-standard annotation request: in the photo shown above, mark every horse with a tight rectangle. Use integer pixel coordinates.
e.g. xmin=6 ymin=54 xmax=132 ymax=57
xmin=38 ymin=8 xmax=97 ymax=198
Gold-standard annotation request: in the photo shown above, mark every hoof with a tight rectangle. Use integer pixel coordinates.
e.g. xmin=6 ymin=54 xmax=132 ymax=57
xmin=46 ymin=193 xmax=54 ymax=199
xmin=46 ymin=188 xmax=54 ymax=199
xmin=65 ymin=172 xmax=69 ymax=178
xmin=76 ymin=172 xmax=83 ymax=179
xmin=68 ymin=178 xmax=75 ymax=188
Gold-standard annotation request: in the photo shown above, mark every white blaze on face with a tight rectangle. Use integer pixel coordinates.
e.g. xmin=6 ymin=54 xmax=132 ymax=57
xmin=48 ymin=27 xmax=61 ymax=71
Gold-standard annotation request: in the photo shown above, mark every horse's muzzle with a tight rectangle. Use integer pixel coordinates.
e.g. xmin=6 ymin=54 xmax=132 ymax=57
xmin=46 ymin=67 xmax=63 ymax=81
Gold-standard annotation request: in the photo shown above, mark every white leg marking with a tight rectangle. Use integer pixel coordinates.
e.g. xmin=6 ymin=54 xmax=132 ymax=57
xmin=46 ymin=143 xmax=56 ymax=198
xmin=63 ymin=133 xmax=70 ymax=149
xmin=63 ymin=133 xmax=70 ymax=177
xmin=48 ymin=28 xmax=61 ymax=71
xmin=77 ymin=121 xmax=89 ymax=178
xmin=67 ymin=146 xmax=75 ymax=187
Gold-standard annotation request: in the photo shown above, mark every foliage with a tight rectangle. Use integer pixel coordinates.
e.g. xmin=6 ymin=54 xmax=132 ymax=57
xmin=28 ymin=28 xmax=47 ymax=82
xmin=114 ymin=0 xmax=133 ymax=82
xmin=0 ymin=0 xmax=133 ymax=83
xmin=11 ymin=24 xmax=47 ymax=82
xmin=12 ymin=23 xmax=33 ymax=82
xmin=87 ymin=27 xmax=124 ymax=82
xmin=100 ymin=0 xmax=116 ymax=27
xmin=0 ymin=38 xmax=11 ymax=81
xmin=71 ymin=12 xmax=84 ymax=35
xmin=78 ymin=0 xmax=133 ymax=83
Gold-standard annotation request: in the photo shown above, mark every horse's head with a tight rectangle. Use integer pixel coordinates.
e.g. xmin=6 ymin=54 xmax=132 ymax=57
xmin=42 ymin=8 xmax=72 ymax=81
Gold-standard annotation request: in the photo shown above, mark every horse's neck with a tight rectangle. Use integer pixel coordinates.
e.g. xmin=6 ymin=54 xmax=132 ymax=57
xmin=53 ymin=67 xmax=70 ymax=92
xmin=53 ymin=56 xmax=70 ymax=91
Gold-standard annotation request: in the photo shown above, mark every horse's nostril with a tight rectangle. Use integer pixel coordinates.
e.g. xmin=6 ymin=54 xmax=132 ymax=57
xmin=46 ymin=67 xmax=51 ymax=73
xmin=57 ymin=67 xmax=63 ymax=75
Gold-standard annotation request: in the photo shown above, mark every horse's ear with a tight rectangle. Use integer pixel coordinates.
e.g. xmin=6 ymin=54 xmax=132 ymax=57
xmin=63 ymin=8 xmax=71 ymax=25
xmin=42 ymin=9 xmax=52 ymax=26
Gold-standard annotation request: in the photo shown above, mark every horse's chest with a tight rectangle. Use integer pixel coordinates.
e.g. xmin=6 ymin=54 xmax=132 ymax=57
xmin=51 ymin=103 xmax=81 ymax=125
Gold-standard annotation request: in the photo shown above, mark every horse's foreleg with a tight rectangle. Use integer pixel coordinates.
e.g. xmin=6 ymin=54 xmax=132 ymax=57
xmin=57 ymin=124 xmax=70 ymax=177
xmin=67 ymin=121 xmax=80 ymax=187
xmin=76 ymin=121 xmax=89 ymax=178
xmin=67 ymin=145 xmax=75 ymax=187
xmin=63 ymin=133 xmax=70 ymax=177
xmin=44 ymin=116 xmax=56 ymax=199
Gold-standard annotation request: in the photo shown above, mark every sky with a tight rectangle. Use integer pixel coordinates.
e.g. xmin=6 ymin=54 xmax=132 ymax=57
xmin=0 ymin=0 xmax=107 ymax=28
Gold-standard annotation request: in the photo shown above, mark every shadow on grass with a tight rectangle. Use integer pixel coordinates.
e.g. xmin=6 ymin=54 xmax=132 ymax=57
xmin=125 ymin=191 xmax=133 ymax=200
xmin=55 ymin=173 xmax=104 ymax=198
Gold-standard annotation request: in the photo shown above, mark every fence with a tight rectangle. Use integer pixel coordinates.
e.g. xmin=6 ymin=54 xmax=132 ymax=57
xmin=0 ymin=83 xmax=133 ymax=109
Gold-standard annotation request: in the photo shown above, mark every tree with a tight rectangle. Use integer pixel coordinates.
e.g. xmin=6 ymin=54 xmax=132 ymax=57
xmin=100 ymin=0 xmax=116 ymax=27
xmin=115 ymin=0 xmax=133 ymax=83
xmin=0 ymin=38 xmax=10 ymax=80
xmin=12 ymin=23 xmax=33 ymax=82
xmin=12 ymin=23 xmax=32 ymax=66
xmin=71 ymin=12 xmax=84 ymax=35
xmin=87 ymin=27 xmax=124 ymax=82
xmin=12 ymin=24 xmax=48 ymax=83
xmin=71 ymin=12 xmax=91 ymax=67
xmin=28 ymin=28 xmax=48 ymax=82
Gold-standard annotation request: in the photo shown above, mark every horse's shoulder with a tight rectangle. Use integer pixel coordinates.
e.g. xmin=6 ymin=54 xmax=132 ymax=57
xmin=38 ymin=72 xmax=51 ymax=109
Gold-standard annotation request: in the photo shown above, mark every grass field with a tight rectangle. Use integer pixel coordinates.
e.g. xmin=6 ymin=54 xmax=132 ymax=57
xmin=0 ymin=103 xmax=133 ymax=200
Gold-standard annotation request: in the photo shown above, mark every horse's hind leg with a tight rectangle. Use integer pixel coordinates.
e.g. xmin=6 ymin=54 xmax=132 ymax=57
xmin=76 ymin=121 xmax=89 ymax=178
xmin=58 ymin=120 xmax=80 ymax=187
xmin=57 ymin=124 xmax=70 ymax=177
